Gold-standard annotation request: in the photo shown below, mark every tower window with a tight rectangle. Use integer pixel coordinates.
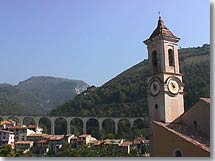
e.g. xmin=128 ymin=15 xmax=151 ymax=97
xmin=155 ymin=104 xmax=158 ymax=110
xmin=168 ymin=49 xmax=174 ymax=67
xmin=173 ymin=149 xmax=183 ymax=157
xmin=193 ymin=121 xmax=197 ymax=128
xmin=152 ymin=50 xmax=158 ymax=72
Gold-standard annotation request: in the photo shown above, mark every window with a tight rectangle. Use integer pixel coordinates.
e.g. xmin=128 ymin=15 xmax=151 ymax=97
xmin=155 ymin=104 xmax=158 ymax=110
xmin=152 ymin=50 xmax=159 ymax=73
xmin=152 ymin=50 xmax=158 ymax=68
xmin=194 ymin=121 xmax=197 ymax=128
xmin=173 ymin=149 xmax=183 ymax=157
xmin=168 ymin=49 xmax=174 ymax=66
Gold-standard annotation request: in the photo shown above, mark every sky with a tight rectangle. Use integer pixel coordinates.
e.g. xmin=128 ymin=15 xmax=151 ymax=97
xmin=0 ymin=0 xmax=209 ymax=86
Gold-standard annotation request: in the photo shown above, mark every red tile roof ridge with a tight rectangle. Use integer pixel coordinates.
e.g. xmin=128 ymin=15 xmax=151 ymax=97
xmin=15 ymin=141 xmax=34 ymax=144
xmin=49 ymin=135 xmax=65 ymax=141
xmin=28 ymin=125 xmax=37 ymax=128
xmin=8 ymin=125 xmax=27 ymax=129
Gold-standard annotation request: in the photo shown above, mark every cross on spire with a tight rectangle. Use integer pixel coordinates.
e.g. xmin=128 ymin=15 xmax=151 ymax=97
xmin=158 ymin=11 xmax=161 ymax=18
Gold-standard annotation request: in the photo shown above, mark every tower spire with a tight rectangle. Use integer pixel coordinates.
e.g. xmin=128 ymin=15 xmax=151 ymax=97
xmin=144 ymin=16 xmax=179 ymax=44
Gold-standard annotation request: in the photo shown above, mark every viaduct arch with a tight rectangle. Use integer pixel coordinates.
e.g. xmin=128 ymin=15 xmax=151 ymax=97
xmin=0 ymin=115 xmax=148 ymax=135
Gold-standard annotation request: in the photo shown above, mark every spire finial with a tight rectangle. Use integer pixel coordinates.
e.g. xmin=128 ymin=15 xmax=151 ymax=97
xmin=158 ymin=11 xmax=161 ymax=19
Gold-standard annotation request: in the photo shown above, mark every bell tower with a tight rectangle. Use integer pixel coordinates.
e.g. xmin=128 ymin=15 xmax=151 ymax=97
xmin=144 ymin=17 xmax=184 ymax=124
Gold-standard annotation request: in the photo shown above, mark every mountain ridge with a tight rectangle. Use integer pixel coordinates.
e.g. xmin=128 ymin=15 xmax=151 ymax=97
xmin=0 ymin=76 xmax=89 ymax=115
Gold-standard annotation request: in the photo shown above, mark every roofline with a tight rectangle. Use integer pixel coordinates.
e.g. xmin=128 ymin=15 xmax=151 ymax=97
xmin=153 ymin=121 xmax=210 ymax=152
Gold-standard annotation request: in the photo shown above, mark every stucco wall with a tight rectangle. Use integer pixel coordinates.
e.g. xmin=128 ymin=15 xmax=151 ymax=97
xmin=151 ymin=122 xmax=210 ymax=157
xmin=180 ymin=99 xmax=210 ymax=137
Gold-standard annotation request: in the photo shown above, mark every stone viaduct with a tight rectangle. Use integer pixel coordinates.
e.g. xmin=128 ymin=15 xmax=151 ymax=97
xmin=0 ymin=115 xmax=148 ymax=135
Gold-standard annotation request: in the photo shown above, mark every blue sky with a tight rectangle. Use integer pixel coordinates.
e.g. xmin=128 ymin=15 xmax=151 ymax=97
xmin=0 ymin=0 xmax=209 ymax=86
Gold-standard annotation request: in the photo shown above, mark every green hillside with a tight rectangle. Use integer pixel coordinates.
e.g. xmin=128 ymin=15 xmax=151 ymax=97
xmin=0 ymin=76 xmax=89 ymax=115
xmin=50 ymin=44 xmax=210 ymax=117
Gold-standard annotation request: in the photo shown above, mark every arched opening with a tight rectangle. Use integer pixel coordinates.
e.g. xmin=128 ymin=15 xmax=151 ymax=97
xmin=7 ymin=116 xmax=20 ymax=125
xmin=86 ymin=118 xmax=99 ymax=138
xmin=118 ymin=119 xmax=131 ymax=139
xmin=55 ymin=118 xmax=67 ymax=135
xmin=173 ymin=149 xmax=183 ymax=157
xmin=71 ymin=118 xmax=83 ymax=136
xmin=152 ymin=50 xmax=158 ymax=72
xmin=168 ymin=49 xmax=174 ymax=67
xmin=132 ymin=119 xmax=149 ymax=139
xmin=39 ymin=117 xmax=51 ymax=134
xmin=155 ymin=104 xmax=158 ymax=110
xmin=102 ymin=119 xmax=115 ymax=139
xmin=23 ymin=117 xmax=35 ymax=126
xmin=193 ymin=121 xmax=197 ymax=128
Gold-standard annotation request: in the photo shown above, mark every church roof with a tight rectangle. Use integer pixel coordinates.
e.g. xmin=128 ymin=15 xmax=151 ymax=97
xmin=144 ymin=17 xmax=179 ymax=43
xmin=200 ymin=97 xmax=210 ymax=104
xmin=154 ymin=121 xmax=210 ymax=152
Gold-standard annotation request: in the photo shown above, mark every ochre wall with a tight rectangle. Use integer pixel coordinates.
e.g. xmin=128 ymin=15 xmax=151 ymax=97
xmin=151 ymin=122 xmax=210 ymax=157
xmin=180 ymin=100 xmax=210 ymax=137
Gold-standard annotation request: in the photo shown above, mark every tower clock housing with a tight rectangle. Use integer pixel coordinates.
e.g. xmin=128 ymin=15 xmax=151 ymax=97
xmin=144 ymin=17 xmax=184 ymax=124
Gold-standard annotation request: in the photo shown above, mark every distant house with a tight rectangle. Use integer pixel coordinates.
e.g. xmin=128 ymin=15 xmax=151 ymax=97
xmin=48 ymin=135 xmax=65 ymax=153
xmin=132 ymin=137 xmax=150 ymax=156
xmin=0 ymin=120 xmax=16 ymax=130
xmin=8 ymin=125 xmax=35 ymax=141
xmin=78 ymin=134 xmax=97 ymax=145
xmin=27 ymin=125 xmax=43 ymax=134
xmin=64 ymin=134 xmax=75 ymax=144
xmin=118 ymin=141 xmax=133 ymax=154
xmin=37 ymin=139 xmax=49 ymax=155
xmin=27 ymin=133 xmax=50 ymax=144
xmin=103 ymin=139 xmax=122 ymax=145
xmin=15 ymin=141 xmax=34 ymax=153
xmin=0 ymin=129 xmax=15 ymax=146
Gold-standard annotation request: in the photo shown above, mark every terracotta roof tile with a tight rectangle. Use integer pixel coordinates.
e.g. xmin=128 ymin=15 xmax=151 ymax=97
xmin=8 ymin=125 xmax=27 ymax=130
xmin=149 ymin=17 xmax=178 ymax=39
xmin=0 ymin=120 xmax=14 ymax=126
xmin=28 ymin=125 xmax=37 ymax=129
xmin=15 ymin=141 xmax=33 ymax=145
xmin=38 ymin=139 xmax=48 ymax=144
xmin=119 ymin=141 xmax=133 ymax=147
xmin=144 ymin=17 xmax=179 ymax=44
xmin=49 ymin=135 xmax=64 ymax=141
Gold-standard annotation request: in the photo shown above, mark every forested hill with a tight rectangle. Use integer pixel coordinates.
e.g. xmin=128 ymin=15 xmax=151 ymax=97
xmin=0 ymin=76 xmax=89 ymax=115
xmin=50 ymin=44 xmax=210 ymax=117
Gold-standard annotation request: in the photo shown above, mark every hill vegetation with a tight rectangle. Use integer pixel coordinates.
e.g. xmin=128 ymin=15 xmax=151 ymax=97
xmin=50 ymin=44 xmax=210 ymax=117
xmin=0 ymin=76 xmax=89 ymax=115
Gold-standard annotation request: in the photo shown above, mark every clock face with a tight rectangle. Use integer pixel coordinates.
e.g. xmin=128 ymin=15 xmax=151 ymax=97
xmin=168 ymin=79 xmax=179 ymax=95
xmin=150 ymin=80 xmax=160 ymax=96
